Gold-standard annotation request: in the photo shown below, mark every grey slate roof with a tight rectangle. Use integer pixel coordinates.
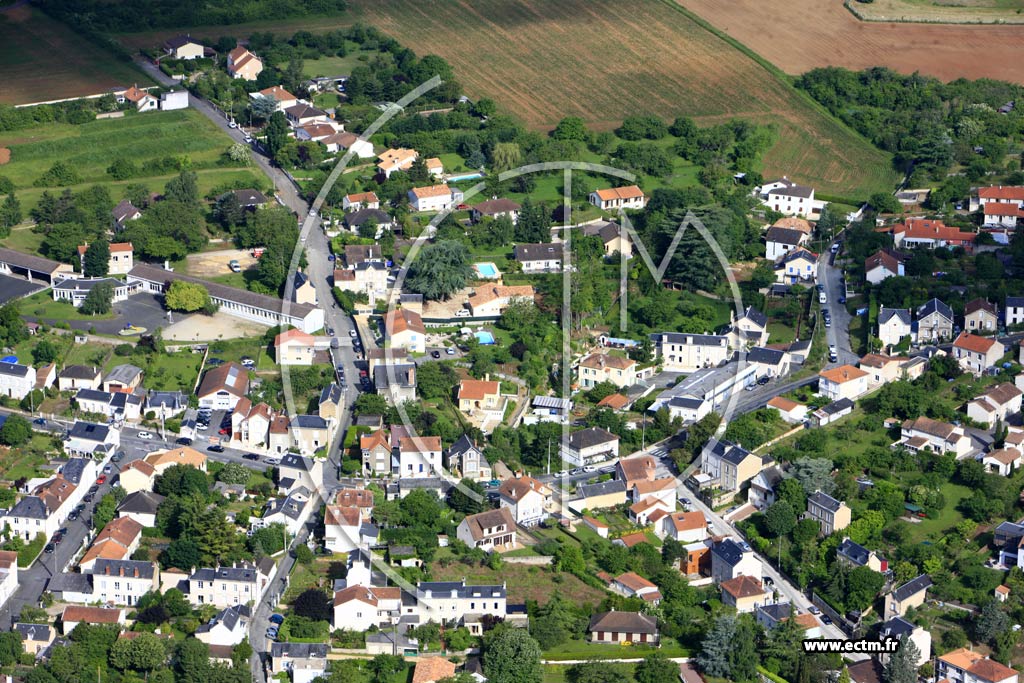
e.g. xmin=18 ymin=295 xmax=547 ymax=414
xmin=60 ymin=365 xmax=100 ymax=380
xmin=190 ymin=565 xmax=260 ymax=583
xmin=196 ymin=604 xmax=251 ymax=635
xmin=68 ymin=421 xmax=110 ymax=442
xmin=712 ymin=538 xmax=748 ymax=567
xmin=575 ymin=480 xmax=627 ymax=499
xmin=0 ymin=362 xmax=30 ymax=378
xmin=514 ymin=243 xmax=561 ymax=262
xmin=891 ymin=574 xmax=932 ymax=602
xmin=53 ymin=277 xmax=122 ymax=292
xmin=13 ymin=623 xmax=53 ymax=642
xmin=91 ymin=559 xmax=155 ymax=578
xmin=219 ymin=189 xmax=268 ymax=207
xmin=8 ymin=496 xmax=47 ymax=519
xmin=765 ymin=226 xmax=807 ymax=246
xmin=48 ymin=572 xmax=92 ymax=594
xmin=817 ymin=398 xmax=855 ymax=417
xmin=837 ymin=538 xmax=876 ymax=567
xmin=878 ymin=307 xmax=912 ymax=326
xmin=147 ymin=391 xmax=186 ymax=410
xmin=757 ymin=602 xmax=792 ymax=623
xmin=291 ymin=415 xmax=328 ymax=430
xmin=281 ymin=453 xmax=316 ymax=471
xmin=567 ymin=427 xmax=618 ymax=450
xmin=415 ymin=581 xmax=505 ymax=600
xmin=918 ymin=298 xmax=953 ymax=321
xmin=746 ymin=347 xmax=786 ymax=366
xmin=117 ymin=490 xmax=166 ymax=515
xmin=60 ymin=457 xmax=91 ymax=484
xmin=650 ymin=332 xmax=727 ymax=347
xmin=588 ymin=610 xmax=658 ymax=634
xmin=881 ymin=616 xmax=916 ymax=638
xmin=270 ymin=642 xmax=328 ymax=659
xmin=766 ymin=180 xmax=814 ymax=198
xmin=808 ymin=491 xmax=842 ymax=512
xmin=739 ymin=306 xmax=768 ymax=329
xmin=104 ymin=364 xmax=142 ymax=386
xmin=448 ymin=434 xmax=481 ymax=458
xmin=374 ymin=363 xmax=415 ymax=389
xmin=344 ymin=208 xmax=392 ymax=229
xmin=707 ymin=440 xmax=755 ymax=466
xmin=319 ymin=383 xmax=343 ymax=405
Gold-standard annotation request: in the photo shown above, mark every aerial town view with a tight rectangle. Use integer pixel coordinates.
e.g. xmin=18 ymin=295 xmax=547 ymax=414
xmin=1 ymin=0 xmax=1024 ymax=682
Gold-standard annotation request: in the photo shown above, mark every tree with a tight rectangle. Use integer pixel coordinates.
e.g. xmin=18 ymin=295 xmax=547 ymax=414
xmin=0 ymin=631 xmax=20 ymax=666
xmin=869 ymin=192 xmax=901 ymax=215
xmin=250 ymin=95 xmax=278 ymax=122
xmin=447 ymin=478 xmax=486 ymax=515
xmin=883 ymin=635 xmax=920 ymax=683
xmin=107 ymin=157 xmax=137 ymax=180
xmin=974 ymin=601 xmax=1010 ymax=644
xmin=265 ymin=112 xmax=291 ymax=161
xmin=553 ymin=542 xmax=586 ymax=574
xmin=791 ymin=457 xmax=835 ymax=496
xmin=846 ymin=566 xmax=885 ymax=611
xmin=217 ymin=462 xmax=250 ymax=485
xmin=80 ymin=281 xmax=114 ymax=315
xmin=293 ymin=588 xmax=332 ymax=621
xmin=155 ymin=465 xmax=209 ymax=497
xmin=635 ymin=654 xmax=678 ymax=683
xmin=369 ymin=655 xmax=406 ymax=683
xmin=406 ymin=240 xmax=474 ymax=301
xmin=162 ymin=537 xmax=201 ymax=569
xmin=175 ymin=638 xmax=210 ymax=683
xmin=294 ymin=543 xmax=314 ymax=565
xmin=165 ymin=281 xmax=213 ymax=313
xmin=491 ymin=142 xmax=522 ymax=172
xmin=568 ymin=663 xmax=630 ymax=683
xmin=551 ymin=117 xmax=587 ymax=141
xmin=227 ymin=143 xmax=252 ymax=165
xmin=696 ymin=615 xmax=735 ymax=677
xmin=0 ymin=194 xmax=21 ymax=232
xmin=765 ymin=500 xmax=797 ymax=537
xmin=0 ymin=302 xmax=27 ymax=348
xmin=400 ymin=489 xmax=443 ymax=528
xmin=214 ymin=192 xmax=245 ymax=228
xmin=82 ymin=240 xmax=110 ymax=277
xmin=0 ymin=414 xmax=31 ymax=447
xmin=125 ymin=200 xmax=206 ymax=260
xmin=163 ymin=171 xmax=199 ymax=206
xmin=483 ymin=627 xmax=542 ymax=683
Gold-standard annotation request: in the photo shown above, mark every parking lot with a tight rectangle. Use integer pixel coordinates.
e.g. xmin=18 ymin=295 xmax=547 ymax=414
xmin=0 ymin=273 xmax=45 ymax=304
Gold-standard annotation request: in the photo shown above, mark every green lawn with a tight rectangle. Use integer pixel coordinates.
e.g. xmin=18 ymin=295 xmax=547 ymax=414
xmin=0 ymin=108 xmax=264 ymax=212
xmin=0 ymin=434 xmax=57 ymax=481
xmin=2 ymin=226 xmax=45 ymax=255
xmin=297 ymin=48 xmax=381 ymax=78
xmin=21 ymin=290 xmax=116 ymax=322
xmin=543 ymin=639 xmax=689 ymax=660
xmin=905 ymin=481 xmax=972 ymax=543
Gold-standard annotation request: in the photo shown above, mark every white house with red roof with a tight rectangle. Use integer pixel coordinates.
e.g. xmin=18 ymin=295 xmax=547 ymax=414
xmin=757 ymin=177 xmax=825 ymax=218
xmin=952 ymin=332 xmax=1005 ymax=376
xmin=228 ymin=47 xmax=263 ymax=80
xmin=891 ymin=218 xmax=976 ymax=252
xmin=982 ymin=202 xmax=1024 ymax=228
xmin=408 ymin=184 xmax=463 ymax=212
xmin=818 ymin=365 xmax=869 ymax=402
xmin=972 ymin=185 xmax=1024 ymax=211
xmin=589 ymin=185 xmax=646 ymax=211
xmin=332 ymin=585 xmax=401 ymax=631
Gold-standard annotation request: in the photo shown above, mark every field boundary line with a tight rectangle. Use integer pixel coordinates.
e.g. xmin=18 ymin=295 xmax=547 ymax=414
xmin=842 ymin=0 xmax=1024 ymax=24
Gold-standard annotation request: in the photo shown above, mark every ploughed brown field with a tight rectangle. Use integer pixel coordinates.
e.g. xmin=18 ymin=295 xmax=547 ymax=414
xmin=678 ymin=0 xmax=1024 ymax=84
xmin=349 ymin=0 xmax=897 ymax=198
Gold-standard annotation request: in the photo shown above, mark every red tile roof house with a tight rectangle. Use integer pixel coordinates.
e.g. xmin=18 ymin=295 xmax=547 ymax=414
xmin=610 ymin=572 xmax=662 ymax=604
xmin=952 ymin=332 xmax=1005 ymax=376
xmin=61 ymin=606 xmax=125 ymax=634
xmin=890 ymin=218 xmax=977 ymax=252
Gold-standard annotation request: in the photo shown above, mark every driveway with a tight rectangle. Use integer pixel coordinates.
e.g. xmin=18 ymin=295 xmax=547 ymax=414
xmin=25 ymin=293 xmax=175 ymax=336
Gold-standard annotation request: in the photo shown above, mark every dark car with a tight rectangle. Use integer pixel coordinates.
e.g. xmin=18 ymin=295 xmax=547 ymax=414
xmin=83 ymin=494 xmax=94 ymax=503
xmin=53 ymin=534 xmax=63 ymax=545
xmin=336 ymin=365 xmax=345 ymax=375
xmin=838 ymin=296 xmax=846 ymax=304
xmin=89 ymin=485 xmax=99 ymax=494
xmin=326 ymin=327 xmax=335 ymax=336
xmin=431 ymin=350 xmax=441 ymax=359
xmin=208 ymin=444 xmax=226 ymax=453
xmin=33 ymin=417 xmax=47 ymax=426
xmin=821 ymin=615 xmax=833 ymax=625
xmin=243 ymin=453 xmax=260 ymax=461
xmin=44 ymin=544 xmax=54 ymax=554
xmin=757 ymin=376 xmax=770 ymax=385
xmin=68 ymin=511 xmax=79 ymax=521
xmin=176 ymin=437 xmax=193 ymax=446
xmin=269 ymin=613 xmax=285 ymax=625
xmin=111 ymin=450 xmax=125 ymax=462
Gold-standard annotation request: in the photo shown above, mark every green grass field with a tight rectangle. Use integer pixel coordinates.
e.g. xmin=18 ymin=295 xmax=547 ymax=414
xmin=0 ymin=109 xmax=258 ymax=199
xmin=0 ymin=6 xmax=151 ymax=105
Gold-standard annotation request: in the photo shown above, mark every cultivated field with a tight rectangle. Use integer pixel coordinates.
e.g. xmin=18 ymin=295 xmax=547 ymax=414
xmin=848 ymin=0 xmax=1024 ymax=23
xmin=0 ymin=6 xmax=150 ymax=105
xmin=343 ymin=0 xmax=896 ymax=198
xmin=679 ymin=0 xmax=1024 ymax=83
xmin=0 ymin=109 xmax=263 ymax=210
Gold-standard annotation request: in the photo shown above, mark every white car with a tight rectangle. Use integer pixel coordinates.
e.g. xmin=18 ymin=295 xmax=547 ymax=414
xmin=137 ymin=431 xmax=153 ymax=439
xmin=228 ymin=121 xmax=237 ymax=129
xmin=582 ymin=465 xmax=596 ymax=473
xmin=556 ymin=470 xmax=568 ymax=478
xmin=265 ymin=457 xmax=281 ymax=466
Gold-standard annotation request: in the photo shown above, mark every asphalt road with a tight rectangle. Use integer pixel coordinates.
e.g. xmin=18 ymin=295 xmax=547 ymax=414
xmin=817 ymin=246 xmax=858 ymax=367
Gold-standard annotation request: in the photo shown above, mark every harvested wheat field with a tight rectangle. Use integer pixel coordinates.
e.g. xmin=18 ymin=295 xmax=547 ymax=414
xmin=351 ymin=0 xmax=897 ymax=198
xmin=679 ymin=0 xmax=1024 ymax=83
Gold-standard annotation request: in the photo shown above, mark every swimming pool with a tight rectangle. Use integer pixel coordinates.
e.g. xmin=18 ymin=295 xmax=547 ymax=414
xmin=448 ymin=172 xmax=484 ymax=182
xmin=475 ymin=330 xmax=496 ymax=345
xmin=474 ymin=262 xmax=500 ymax=278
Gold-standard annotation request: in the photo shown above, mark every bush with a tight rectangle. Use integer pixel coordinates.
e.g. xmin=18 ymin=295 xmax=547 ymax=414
xmin=293 ymin=544 xmax=315 ymax=566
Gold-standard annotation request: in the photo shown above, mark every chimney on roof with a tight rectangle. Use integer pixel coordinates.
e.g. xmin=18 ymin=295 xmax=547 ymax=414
xmin=105 ymin=565 xmax=111 ymax=575
xmin=119 ymin=566 xmax=125 ymax=577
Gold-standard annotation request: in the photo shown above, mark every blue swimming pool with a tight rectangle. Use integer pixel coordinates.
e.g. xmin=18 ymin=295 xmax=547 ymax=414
xmin=475 ymin=331 xmax=496 ymax=345
xmin=448 ymin=172 xmax=484 ymax=182
xmin=474 ymin=262 xmax=499 ymax=278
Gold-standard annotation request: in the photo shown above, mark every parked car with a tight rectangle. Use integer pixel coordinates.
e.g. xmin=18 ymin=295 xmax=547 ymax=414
xmin=326 ymin=327 xmax=335 ymax=336
xmin=68 ymin=511 xmax=79 ymax=521
xmin=83 ymin=494 xmax=94 ymax=503
xmin=556 ymin=470 xmax=568 ymax=478
xmin=349 ymin=329 xmax=358 ymax=337
xmin=582 ymin=465 xmax=596 ymax=473
xmin=446 ymin=347 xmax=456 ymax=355
xmin=96 ymin=475 xmax=107 ymax=485
xmin=265 ymin=457 xmax=281 ymax=466
xmin=757 ymin=375 xmax=770 ymax=385
xmin=243 ymin=453 xmax=260 ymax=461
xmin=111 ymin=451 xmax=125 ymax=462
xmin=821 ymin=615 xmax=833 ymax=625
xmin=269 ymin=614 xmax=285 ymax=625
xmin=33 ymin=417 xmax=46 ymax=427
xmin=431 ymin=350 xmax=441 ymax=359
xmin=137 ymin=431 xmax=153 ymax=439
xmin=44 ymin=544 xmax=54 ymax=554
xmin=208 ymin=444 xmax=226 ymax=453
